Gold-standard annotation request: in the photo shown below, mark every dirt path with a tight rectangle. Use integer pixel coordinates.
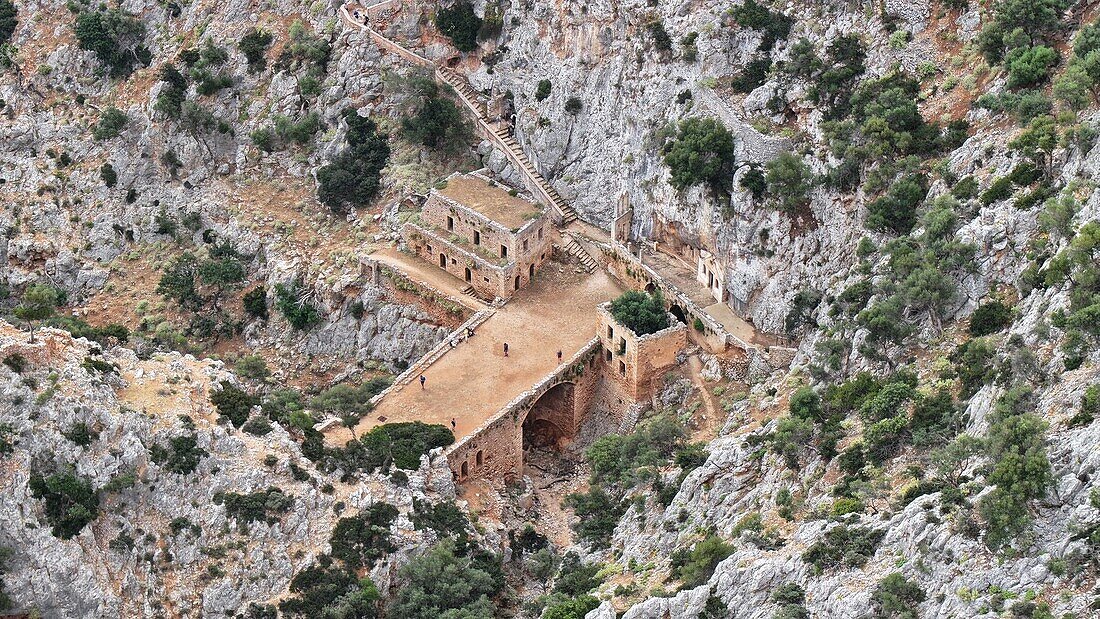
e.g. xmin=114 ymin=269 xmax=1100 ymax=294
xmin=687 ymin=354 xmax=722 ymax=436
xmin=325 ymin=264 xmax=624 ymax=445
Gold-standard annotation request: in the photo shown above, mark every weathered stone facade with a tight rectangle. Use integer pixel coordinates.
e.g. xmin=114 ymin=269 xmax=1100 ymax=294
xmin=447 ymin=303 xmax=688 ymax=483
xmin=401 ymin=172 xmax=552 ymax=299
xmin=597 ymin=302 xmax=687 ymax=402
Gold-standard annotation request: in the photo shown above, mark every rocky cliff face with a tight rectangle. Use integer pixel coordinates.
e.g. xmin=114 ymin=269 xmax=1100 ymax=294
xmin=0 ymin=322 xmax=463 ymax=616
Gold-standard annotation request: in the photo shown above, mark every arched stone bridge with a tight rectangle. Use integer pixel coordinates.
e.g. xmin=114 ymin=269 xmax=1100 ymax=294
xmin=446 ymin=338 xmax=606 ymax=482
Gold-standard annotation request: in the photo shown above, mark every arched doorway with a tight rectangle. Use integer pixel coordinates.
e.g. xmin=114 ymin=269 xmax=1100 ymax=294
xmin=514 ymin=276 xmax=521 ymax=290
xmin=522 ymin=382 xmax=575 ymax=451
xmin=439 ymin=253 xmax=447 ymax=268
xmin=465 ymin=267 xmax=472 ymax=282
xmin=529 ymin=263 xmax=535 ymax=279
xmin=669 ymin=303 xmax=687 ymax=325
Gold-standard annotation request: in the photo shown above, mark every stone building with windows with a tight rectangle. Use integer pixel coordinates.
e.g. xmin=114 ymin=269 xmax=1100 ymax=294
xmin=401 ymin=171 xmax=552 ymax=299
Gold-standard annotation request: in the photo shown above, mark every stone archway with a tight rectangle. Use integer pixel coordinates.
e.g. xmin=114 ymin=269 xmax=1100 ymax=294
xmin=669 ymin=303 xmax=687 ymax=325
xmin=522 ymin=381 xmax=576 ymax=451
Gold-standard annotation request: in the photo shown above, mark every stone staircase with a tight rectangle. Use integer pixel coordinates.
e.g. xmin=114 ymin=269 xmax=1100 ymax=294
xmin=558 ymin=234 xmax=599 ymax=273
xmin=492 ymin=127 xmax=578 ymax=225
xmin=347 ymin=3 xmax=583 ymax=227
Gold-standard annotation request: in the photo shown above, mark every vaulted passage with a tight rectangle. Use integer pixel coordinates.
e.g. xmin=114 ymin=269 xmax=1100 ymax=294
xmin=522 ymin=382 xmax=575 ymax=451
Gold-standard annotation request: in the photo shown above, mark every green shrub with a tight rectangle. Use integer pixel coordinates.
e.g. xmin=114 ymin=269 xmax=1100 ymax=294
xmin=969 ymin=300 xmax=1013 ymax=336
xmin=0 ymin=0 xmax=16 ymax=44
xmin=563 ymin=486 xmax=625 ymax=547
xmin=865 ymin=174 xmax=927 ymax=235
xmin=801 ymin=525 xmax=884 ymax=572
xmin=330 ymin=503 xmax=399 ymax=570
xmin=63 ymin=422 xmax=97 ymax=446
xmin=732 ymin=0 xmax=793 ymax=51
xmin=609 ymin=290 xmax=669 ymax=335
xmin=93 ymin=107 xmax=128 ymax=140
xmin=215 ymin=487 xmax=293 ymax=531
xmin=535 ymin=79 xmax=551 ymax=101
xmin=564 ymin=96 xmax=583 ymax=115
xmin=274 ymin=112 xmax=321 ymax=144
xmin=387 ymin=541 xmax=503 ymax=619
xmin=870 ymin=572 xmax=925 ymax=619
xmin=28 ymin=472 xmax=99 ymax=539
xmin=100 ymin=162 xmax=118 ymax=187
xmin=239 ymin=28 xmax=274 ymax=71
xmin=2 ymin=353 xmax=25 ymax=373
xmin=74 ymin=8 xmax=148 ymax=77
xmin=646 ymin=19 xmax=672 ymax=51
xmin=210 ymin=381 xmax=258 ymax=428
xmin=434 ymin=2 xmax=481 ymax=52
xmin=952 ymin=338 xmax=995 ymax=399
xmin=318 ymin=112 xmax=390 ymax=214
xmin=242 ymin=286 xmax=268 ymax=319
xmin=730 ymin=56 xmax=771 ymax=93
xmin=543 ymin=596 xmax=600 ymax=619
xmin=670 ymin=535 xmax=733 ymax=588
xmin=1005 ymin=45 xmax=1058 ymax=89
xmin=279 ymin=563 xmax=380 ymax=618
xmin=662 ymin=118 xmax=736 ymax=191
xmin=766 ymin=152 xmax=814 ymax=213
xmin=274 ymin=281 xmax=320 ymax=330
xmin=149 ymin=434 xmax=207 ymax=474
xmin=979 ymin=390 xmax=1052 ymax=550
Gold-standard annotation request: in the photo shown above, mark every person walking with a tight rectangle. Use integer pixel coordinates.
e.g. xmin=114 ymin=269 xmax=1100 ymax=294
xmin=556 ymin=350 xmax=563 ymax=363
xmin=451 ymin=418 xmax=457 ymax=430
xmin=503 ymin=342 xmax=509 ymax=357
xmin=419 ymin=374 xmax=426 ymax=389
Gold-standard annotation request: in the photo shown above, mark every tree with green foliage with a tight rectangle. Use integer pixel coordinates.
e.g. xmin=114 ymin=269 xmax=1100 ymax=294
xmin=535 ymin=78 xmax=552 ymax=101
xmin=210 ymin=381 xmax=258 ymax=428
xmin=870 ymin=573 xmax=925 ymax=619
xmin=93 ymin=107 xmax=128 ymax=140
xmin=979 ymin=388 xmax=1052 ymax=550
xmin=865 ymin=174 xmax=927 ymax=235
xmin=969 ymin=300 xmax=1013 ymax=336
xmin=765 ymin=152 xmax=814 ymax=214
xmin=435 ymin=2 xmax=482 ymax=52
xmin=662 ymin=118 xmax=736 ymax=191
xmin=279 ymin=561 xmax=380 ymax=618
xmin=1005 ymin=45 xmax=1058 ymax=89
xmin=13 ymin=283 xmax=60 ymax=342
xmin=239 ymin=28 xmax=274 ymax=72
xmin=73 ymin=7 xmax=148 ymax=78
xmin=670 ymin=535 xmax=734 ymax=588
xmin=317 ymin=111 xmax=391 ymax=214
xmin=1010 ymin=115 xmax=1058 ymax=178
xmin=401 ymin=81 xmax=470 ymax=151
xmin=274 ymin=281 xmax=320 ymax=330
xmin=387 ymin=542 xmax=502 ymax=619
xmin=28 ymin=472 xmax=99 ymax=539
xmin=977 ymin=0 xmax=1068 ymax=64
xmin=330 ymin=503 xmax=398 ymax=570
xmin=609 ymin=290 xmax=669 ymax=335
xmin=157 ymin=252 xmax=202 ymax=309
xmin=0 ymin=0 xmax=16 ymax=45
xmin=242 ymin=286 xmax=269 ymax=320
xmin=565 ymin=96 xmax=583 ymax=115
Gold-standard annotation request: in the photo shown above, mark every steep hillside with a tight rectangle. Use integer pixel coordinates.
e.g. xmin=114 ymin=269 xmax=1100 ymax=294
xmin=2 ymin=0 xmax=1100 ymax=617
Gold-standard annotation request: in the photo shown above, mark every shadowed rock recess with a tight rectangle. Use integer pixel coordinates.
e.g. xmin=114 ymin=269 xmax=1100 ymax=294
xmin=2 ymin=0 xmax=1100 ymax=617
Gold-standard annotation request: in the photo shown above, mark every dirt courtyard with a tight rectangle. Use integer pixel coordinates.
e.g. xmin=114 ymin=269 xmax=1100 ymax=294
xmin=325 ymin=262 xmax=624 ymax=445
